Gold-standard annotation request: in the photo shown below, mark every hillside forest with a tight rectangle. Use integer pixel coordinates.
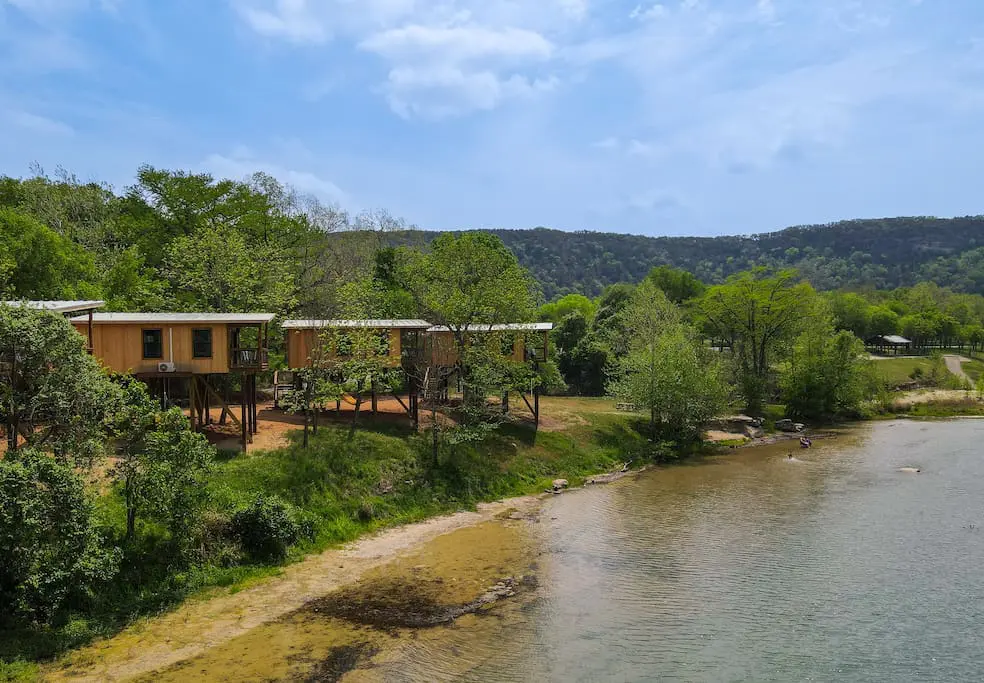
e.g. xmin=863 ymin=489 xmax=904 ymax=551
xmin=2 ymin=166 xmax=984 ymax=674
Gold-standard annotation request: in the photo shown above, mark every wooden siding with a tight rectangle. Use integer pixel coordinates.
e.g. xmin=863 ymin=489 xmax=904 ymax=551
xmin=286 ymin=328 xmax=403 ymax=369
xmin=426 ymin=330 xmax=549 ymax=366
xmin=74 ymin=323 xmax=231 ymax=375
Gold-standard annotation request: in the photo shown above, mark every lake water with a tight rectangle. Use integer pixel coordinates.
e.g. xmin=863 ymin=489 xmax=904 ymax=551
xmin=375 ymin=420 xmax=984 ymax=682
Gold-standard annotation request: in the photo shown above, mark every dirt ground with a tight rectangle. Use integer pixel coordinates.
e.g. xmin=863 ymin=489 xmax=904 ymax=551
xmin=193 ymin=396 xmax=418 ymax=452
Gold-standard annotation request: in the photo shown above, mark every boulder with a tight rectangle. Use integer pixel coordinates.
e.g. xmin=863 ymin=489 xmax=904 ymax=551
xmin=552 ymin=479 xmax=569 ymax=491
xmin=743 ymin=425 xmax=765 ymax=439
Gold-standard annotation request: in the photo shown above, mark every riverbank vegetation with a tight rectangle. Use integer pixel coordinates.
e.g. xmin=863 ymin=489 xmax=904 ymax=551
xmin=4 ymin=166 xmax=984 ymax=678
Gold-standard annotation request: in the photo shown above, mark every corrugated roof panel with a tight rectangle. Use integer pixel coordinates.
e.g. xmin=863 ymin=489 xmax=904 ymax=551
xmin=3 ymin=300 xmax=105 ymax=313
xmin=282 ymin=319 xmax=433 ymax=329
xmin=427 ymin=323 xmax=554 ymax=333
xmin=69 ymin=312 xmax=276 ymax=324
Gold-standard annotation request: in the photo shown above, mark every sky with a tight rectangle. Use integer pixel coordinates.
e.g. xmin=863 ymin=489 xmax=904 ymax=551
xmin=2 ymin=0 xmax=983 ymax=237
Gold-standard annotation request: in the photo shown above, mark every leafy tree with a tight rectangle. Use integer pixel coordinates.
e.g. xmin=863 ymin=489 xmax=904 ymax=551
xmin=700 ymin=269 xmax=819 ymax=415
xmin=0 ymin=208 xmax=98 ymax=299
xmin=404 ymin=232 xmax=537 ymax=416
xmin=609 ymin=282 xmax=730 ymax=443
xmin=0 ymin=305 xmax=116 ymax=461
xmin=538 ymin=294 xmax=596 ymax=323
xmin=561 ymin=333 xmax=611 ymax=396
xmin=104 ymin=378 xmax=215 ymax=544
xmin=0 ymin=449 xmax=119 ymax=624
xmin=645 ymin=265 xmax=706 ymax=303
xmin=828 ymin=291 xmax=871 ymax=337
xmin=782 ymin=326 xmax=875 ymax=420
xmin=164 ymin=226 xmax=295 ymax=314
xmin=868 ymin=306 xmax=902 ymax=336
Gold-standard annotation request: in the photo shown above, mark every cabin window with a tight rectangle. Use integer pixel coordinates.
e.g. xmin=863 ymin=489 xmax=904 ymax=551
xmin=192 ymin=328 xmax=213 ymax=358
xmin=142 ymin=329 xmax=163 ymax=359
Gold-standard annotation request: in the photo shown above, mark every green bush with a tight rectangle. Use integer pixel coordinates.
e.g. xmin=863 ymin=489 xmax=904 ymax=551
xmin=231 ymin=496 xmax=307 ymax=562
xmin=0 ymin=449 xmax=119 ymax=624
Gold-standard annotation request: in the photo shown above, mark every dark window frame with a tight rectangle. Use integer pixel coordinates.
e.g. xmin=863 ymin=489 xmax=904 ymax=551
xmin=192 ymin=328 xmax=213 ymax=359
xmin=142 ymin=328 xmax=163 ymax=360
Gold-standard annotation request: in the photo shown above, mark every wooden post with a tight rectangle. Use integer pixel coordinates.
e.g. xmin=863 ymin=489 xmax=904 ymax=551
xmin=87 ymin=309 xmax=94 ymax=353
xmin=371 ymin=381 xmax=378 ymax=415
xmin=534 ymin=387 xmax=540 ymax=426
xmin=189 ymin=375 xmax=197 ymax=431
xmin=251 ymin=374 xmax=258 ymax=435
xmin=241 ymin=376 xmax=249 ymax=451
xmin=502 ymin=390 xmax=509 ymax=414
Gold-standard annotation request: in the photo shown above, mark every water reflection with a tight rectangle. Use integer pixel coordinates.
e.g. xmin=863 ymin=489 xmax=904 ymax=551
xmin=388 ymin=421 xmax=984 ymax=682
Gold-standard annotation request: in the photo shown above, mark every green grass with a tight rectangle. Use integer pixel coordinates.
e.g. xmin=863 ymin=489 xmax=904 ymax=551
xmin=1 ymin=399 xmax=641 ymax=672
xmin=871 ymin=358 xmax=934 ymax=387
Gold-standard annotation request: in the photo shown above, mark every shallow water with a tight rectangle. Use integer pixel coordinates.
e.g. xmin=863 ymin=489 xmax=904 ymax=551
xmin=122 ymin=420 xmax=984 ymax=681
xmin=375 ymin=420 xmax=984 ymax=682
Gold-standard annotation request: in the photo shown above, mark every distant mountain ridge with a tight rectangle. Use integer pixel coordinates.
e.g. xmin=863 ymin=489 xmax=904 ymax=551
xmin=387 ymin=217 xmax=984 ymax=299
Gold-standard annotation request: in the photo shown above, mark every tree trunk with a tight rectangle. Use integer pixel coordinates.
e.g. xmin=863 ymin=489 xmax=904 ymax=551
xmin=349 ymin=397 xmax=362 ymax=439
xmin=303 ymin=411 xmax=310 ymax=448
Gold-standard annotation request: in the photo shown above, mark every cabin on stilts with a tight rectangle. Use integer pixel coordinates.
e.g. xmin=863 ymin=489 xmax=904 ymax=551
xmin=425 ymin=322 xmax=553 ymax=424
xmin=70 ymin=312 xmax=275 ymax=450
xmin=283 ymin=319 xmax=432 ymax=424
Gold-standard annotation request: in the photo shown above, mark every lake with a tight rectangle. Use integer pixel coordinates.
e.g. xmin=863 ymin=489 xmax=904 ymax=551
xmin=373 ymin=420 xmax=984 ymax=682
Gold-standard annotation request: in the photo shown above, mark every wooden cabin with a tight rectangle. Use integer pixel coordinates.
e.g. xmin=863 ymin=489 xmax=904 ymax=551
xmin=3 ymin=300 xmax=105 ymax=351
xmin=70 ymin=312 xmax=275 ymax=376
xmin=283 ymin=319 xmax=433 ymax=370
xmin=425 ymin=323 xmax=553 ymax=367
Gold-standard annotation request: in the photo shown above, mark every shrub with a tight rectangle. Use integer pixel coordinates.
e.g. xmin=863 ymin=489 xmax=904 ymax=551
xmin=231 ymin=496 xmax=305 ymax=562
xmin=0 ymin=449 xmax=119 ymax=624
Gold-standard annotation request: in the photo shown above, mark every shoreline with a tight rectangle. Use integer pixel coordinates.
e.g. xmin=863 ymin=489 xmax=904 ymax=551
xmin=47 ymin=456 xmax=659 ymax=682
xmin=40 ymin=399 xmax=984 ymax=680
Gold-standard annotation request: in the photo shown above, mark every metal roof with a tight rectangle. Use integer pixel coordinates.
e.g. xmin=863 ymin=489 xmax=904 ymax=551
xmin=3 ymin=300 xmax=105 ymax=313
xmin=880 ymin=335 xmax=912 ymax=344
xmin=283 ymin=319 xmax=433 ymax=330
xmin=69 ymin=312 xmax=276 ymax=324
xmin=427 ymin=322 xmax=554 ymax=333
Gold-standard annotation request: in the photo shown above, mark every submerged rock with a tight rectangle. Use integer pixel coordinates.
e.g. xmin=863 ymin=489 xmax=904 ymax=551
xmin=899 ymin=467 xmax=922 ymax=473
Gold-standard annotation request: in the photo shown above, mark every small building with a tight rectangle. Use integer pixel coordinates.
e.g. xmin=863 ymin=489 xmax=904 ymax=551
xmin=426 ymin=322 xmax=553 ymax=366
xmin=866 ymin=334 xmax=913 ymax=355
xmin=70 ymin=312 xmax=274 ymax=376
xmin=282 ymin=319 xmax=433 ymax=370
xmin=69 ymin=312 xmax=276 ymax=449
xmin=3 ymin=300 xmax=105 ymax=350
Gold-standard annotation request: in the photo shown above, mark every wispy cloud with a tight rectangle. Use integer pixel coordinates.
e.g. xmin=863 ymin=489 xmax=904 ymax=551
xmin=202 ymin=150 xmax=348 ymax=204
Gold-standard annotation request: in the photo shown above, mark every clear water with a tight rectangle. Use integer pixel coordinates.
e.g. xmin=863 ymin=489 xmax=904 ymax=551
xmin=379 ymin=420 xmax=984 ymax=682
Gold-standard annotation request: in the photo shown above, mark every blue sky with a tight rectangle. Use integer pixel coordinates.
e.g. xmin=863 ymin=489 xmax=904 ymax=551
xmin=2 ymin=0 xmax=983 ymax=236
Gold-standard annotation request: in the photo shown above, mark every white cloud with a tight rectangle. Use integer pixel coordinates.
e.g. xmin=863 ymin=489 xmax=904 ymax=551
xmin=203 ymin=152 xmax=347 ymax=204
xmin=360 ymin=25 xmax=553 ymax=63
xmin=237 ymin=0 xmax=328 ymax=44
xmin=232 ymin=0 xmax=581 ymax=116
xmin=7 ymin=110 xmax=74 ymax=135
xmin=383 ymin=66 xmax=557 ymax=118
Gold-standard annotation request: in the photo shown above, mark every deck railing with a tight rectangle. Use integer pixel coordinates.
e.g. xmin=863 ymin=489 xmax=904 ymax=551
xmin=230 ymin=348 xmax=268 ymax=370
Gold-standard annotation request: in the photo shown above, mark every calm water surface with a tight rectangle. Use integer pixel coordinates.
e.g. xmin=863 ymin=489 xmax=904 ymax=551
xmin=378 ymin=420 xmax=984 ymax=682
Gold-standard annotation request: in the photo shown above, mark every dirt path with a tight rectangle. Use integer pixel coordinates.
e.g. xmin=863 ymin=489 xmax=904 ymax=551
xmin=46 ymin=496 xmax=543 ymax=682
xmin=944 ymin=354 xmax=970 ymax=381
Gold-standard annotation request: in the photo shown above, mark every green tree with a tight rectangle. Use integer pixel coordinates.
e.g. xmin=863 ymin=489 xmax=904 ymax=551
xmin=868 ymin=306 xmax=902 ymax=336
xmin=828 ymin=291 xmax=871 ymax=337
xmin=645 ymin=265 xmax=706 ymax=303
xmin=0 ymin=305 xmax=116 ymax=460
xmin=700 ymin=269 xmax=819 ymax=414
xmin=0 ymin=449 xmax=119 ymax=624
xmin=404 ymin=232 xmax=537 ymax=416
xmin=0 ymin=208 xmax=98 ymax=299
xmin=104 ymin=378 xmax=215 ymax=544
xmin=538 ymin=294 xmax=597 ymax=323
xmin=782 ymin=326 xmax=875 ymax=420
xmin=609 ymin=282 xmax=730 ymax=443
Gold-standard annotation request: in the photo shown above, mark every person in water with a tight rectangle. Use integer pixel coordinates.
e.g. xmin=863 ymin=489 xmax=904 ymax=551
xmin=787 ymin=453 xmax=794 ymax=460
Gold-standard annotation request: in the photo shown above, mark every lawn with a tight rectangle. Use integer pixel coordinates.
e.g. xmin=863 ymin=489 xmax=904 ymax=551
xmin=871 ymin=357 xmax=935 ymax=387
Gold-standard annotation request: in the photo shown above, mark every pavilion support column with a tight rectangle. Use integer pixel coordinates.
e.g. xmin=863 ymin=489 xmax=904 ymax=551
xmin=371 ymin=381 xmax=378 ymax=415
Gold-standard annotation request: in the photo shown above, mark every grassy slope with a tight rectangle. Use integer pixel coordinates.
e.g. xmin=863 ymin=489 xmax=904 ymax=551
xmin=0 ymin=398 xmax=640 ymax=680
xmin=870 ymin=358 xmax=934 ymax=387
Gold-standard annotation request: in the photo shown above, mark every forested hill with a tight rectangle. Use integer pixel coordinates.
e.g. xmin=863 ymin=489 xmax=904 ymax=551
xmin=388 ymin=217 xmax=984 ymax=299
